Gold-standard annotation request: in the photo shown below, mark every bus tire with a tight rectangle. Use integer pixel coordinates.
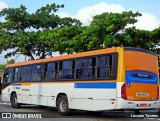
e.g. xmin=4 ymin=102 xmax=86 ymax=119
xmin=11 ymin=93 xmax=20 ymax=108
xmin=57 ymin=96 xmax=72 ymax=116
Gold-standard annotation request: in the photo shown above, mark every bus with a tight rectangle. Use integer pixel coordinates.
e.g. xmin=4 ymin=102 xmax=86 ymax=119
xmin=1 ymin=47 xmax=159 ymax=115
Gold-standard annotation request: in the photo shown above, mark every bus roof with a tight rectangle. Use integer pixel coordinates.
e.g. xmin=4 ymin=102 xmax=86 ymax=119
xmin=6 ymin=47 xmax=117 ymax=68
xmin=124 ymin=47 xmax=157 ymax=56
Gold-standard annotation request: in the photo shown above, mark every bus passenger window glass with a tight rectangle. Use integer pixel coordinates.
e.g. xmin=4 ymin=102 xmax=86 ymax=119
xmin=47 ymin=63 xmax=55 ymax=72
xmin=45 ymin=63 xmax=57 ymax=81
xmin=3 ymin=71 xmax=9 ymax=83
xmin=76 ymin=57 xmax=96 ymax=79
xmin=25 ymin=66 xmax=31 ymax=81
xmin=21 ymin=66 xmax=31 ymax=81
xmin=97 ymin=55 xmax=111 ymax=79
xmin=4 ymin=68 xmax=14 ymax=83
xmin=14 ymin=67 xmax=21 ymax=82
xmin=76 ymin=59 xmax=84 ymax=69
xmin=59 ymin=60 xmax=74 ymax=79
xmin=31 ymin=64 xmax=43 ymax=81
xmin=32 ymin=65 xmax=37 ymax=72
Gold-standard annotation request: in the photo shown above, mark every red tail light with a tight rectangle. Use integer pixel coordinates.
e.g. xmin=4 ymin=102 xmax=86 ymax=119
xmin=121 ymin=83 xmax=127 ymax=100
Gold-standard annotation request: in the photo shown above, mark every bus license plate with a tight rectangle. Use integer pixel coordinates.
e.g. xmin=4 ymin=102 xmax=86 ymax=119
xmin=140 ymin=104 xmax=147 ymax=107
xmin=136 ymin=93 xmax=149 ymax=97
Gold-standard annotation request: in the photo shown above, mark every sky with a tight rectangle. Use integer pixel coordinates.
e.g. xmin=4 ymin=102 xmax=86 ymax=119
xmin=0 ymin=0 xmax=160 ymax=64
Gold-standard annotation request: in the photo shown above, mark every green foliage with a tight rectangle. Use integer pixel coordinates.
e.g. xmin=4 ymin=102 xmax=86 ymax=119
xmin=0 ymin=64 xmax=6 ymax=70
xmin=0 ymin=3 xmax=81 ymax=59
xmin=7 ymin=59 xmax=15 ymax=64
xmin=124 ymin=27 xmax=160 ymax=53
xmin=55 ymin=11 xmax=142 ymax=53
xmin=0 ymin=3 xmax=159 ymax=61
xmin=53 ymin=11 xmax=160 ymax=55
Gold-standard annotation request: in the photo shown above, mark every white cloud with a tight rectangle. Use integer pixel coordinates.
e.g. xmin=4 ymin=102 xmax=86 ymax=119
xmin=75 ymin=2 xmax=125 ymax=26
xmin=0 ymin=1 xmax=8 ymax=11
xmin=58 ymin=2 xmax=160 ymax=30
xmin=58 ymin=11 xmax=70 ymax=18
xmin=134 ymin=12 xmax=160 ymax=30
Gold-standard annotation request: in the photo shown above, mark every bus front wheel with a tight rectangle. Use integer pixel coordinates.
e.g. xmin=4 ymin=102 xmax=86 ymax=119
xmin=11 ymin=93 xmax=20 ymax=108
xmin=57 ymin=96 xmax=72 ymax=116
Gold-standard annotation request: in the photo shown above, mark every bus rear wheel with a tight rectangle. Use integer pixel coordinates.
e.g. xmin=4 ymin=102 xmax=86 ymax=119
xmin=57 ymin=96 xmax=72 ymax=116
xmin=11 ymin=93 xmax=20 ymax=108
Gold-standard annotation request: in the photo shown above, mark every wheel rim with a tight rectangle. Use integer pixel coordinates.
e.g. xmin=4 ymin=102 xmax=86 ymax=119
xmin=60 ymin=100 xmax=67 ymax=112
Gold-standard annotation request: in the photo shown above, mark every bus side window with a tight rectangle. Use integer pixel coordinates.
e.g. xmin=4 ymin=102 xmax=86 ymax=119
xmin=84 ymin=58 xmax=96 ymax=79
xmin=76 ymin=59 xmax=83 ymax=79
xmin=21 ymin=66 xmax=31 ymax=81
xmin=3 ymin=70 xmax=9 ymax=83
xmin=3 ymin=68 xmax=14 ymax=84
xmin=14 ymin=67 xmax=21 ymax=82
xmin=97 ymin=55 xmax=111 ymax=79
xmin=59 ymin=60 xmax=74 ymax=79
xmin=76 ymin=57 xmax=96 ymax=79
xmin=31 ymin=64 xmax=43 ymax=81
xmin=45 ymin=62 xmax=57 ymax=81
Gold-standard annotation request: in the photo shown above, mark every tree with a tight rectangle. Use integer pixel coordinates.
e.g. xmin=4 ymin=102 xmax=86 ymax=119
xmin=54 ymin=11 xmax=142 ymax=54
xmin=151 ymin=27 xmax=160 ymax=54
xmin=0 ymin=64 xmax=6 ymax=70
xmin=85 ymin=11 xmax=141 ymax=50
xmin=0 ymin=3 xmax=82 ymax=59
xmin=50 ymin=25 xmax=85 ymax=54
xmin=0 ymin=5 xmax=160 ymax=60
xmin=121 ymin=27 xmax=159 ymax=53
xmin=55 ymin=11 xmax=160 ymax=55
xmin=7 ymin=59 xmax=15 ymax=64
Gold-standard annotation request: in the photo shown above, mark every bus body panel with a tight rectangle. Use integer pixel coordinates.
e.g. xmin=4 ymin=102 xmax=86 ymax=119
xmin=124 ymin=50 xmax=159 ymax=101
xmin=2 ymin=82 xmax=117 ymax=111
xmin=124 ymin=50 xmax=159 ymax=74
xmin=72 ymin=81 xmax=117 ymax=111
xmin=125 ymin=71 xmax=158 ymax=101
xmin=116 ymin=82 xmax=159 ymax=109
xmin=116 ymin=47 xmax=125 ymax=83
xmin=2 ymin=88 xmax=10 ymax=102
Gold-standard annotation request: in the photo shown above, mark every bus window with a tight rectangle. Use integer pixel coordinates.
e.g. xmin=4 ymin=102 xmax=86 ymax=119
xmin=3 ymin=68 xmax=14 ymax=85
xmin=21 ymin=66 xmax=31 ymax=81
xmin=14 ymin=67 xmax=21 ymax=82
xmin=45 ymin=62 xmax=57 ymax=81
xmin=59 ymin=60 xmax=74 ymax=79
xmin=76 ymin=57 xmax=96 ymax=79
xmin=3 ymin=70 xmax=9 ymax=84
xmin=31 ymin=64 xmax=43 ymax=81
xmin=97 ymin=55 xmax=111 ymax=79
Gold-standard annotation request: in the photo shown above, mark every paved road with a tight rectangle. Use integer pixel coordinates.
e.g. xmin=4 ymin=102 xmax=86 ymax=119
xmin=0 ymin=95 xmax=160 ymax=121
